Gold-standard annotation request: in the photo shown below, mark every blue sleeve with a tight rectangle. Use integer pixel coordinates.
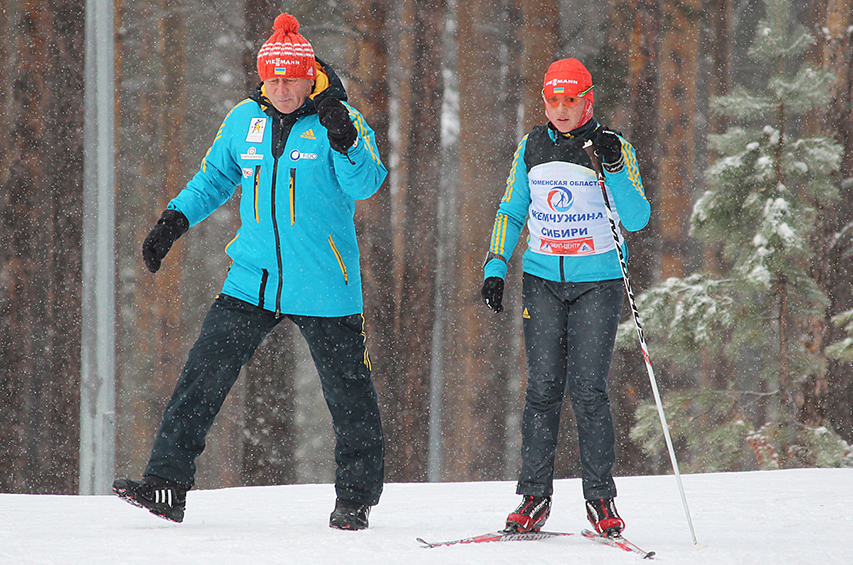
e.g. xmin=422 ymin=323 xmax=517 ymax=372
xmin=167 ymin=105 xmax=246 ymax=226
xmin=329 ymin=103 xmax=388 ymax=200
xmin=484 ymin=135 xmax=530 ymax=280
xmin=605 ymin=138 xmax=650 ymax=232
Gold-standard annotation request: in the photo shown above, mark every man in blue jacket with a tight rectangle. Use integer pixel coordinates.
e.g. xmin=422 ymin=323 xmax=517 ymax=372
xmin=113 ymin=13 xmax=386 ymax=531
xmin=481 ymin=58 xmax=650 ymax=537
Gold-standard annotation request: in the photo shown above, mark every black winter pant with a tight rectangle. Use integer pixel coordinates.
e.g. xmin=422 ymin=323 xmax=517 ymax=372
xmin=145 ymin=294 xmax=385 ymax=506
xmin=517 ymin=273 xmax=623 ymax=501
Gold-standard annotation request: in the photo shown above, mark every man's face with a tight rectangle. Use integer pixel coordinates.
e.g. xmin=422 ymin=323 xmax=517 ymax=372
xmin=264 ymin=77 xmax=314 ymax=114
xmin=543 ymin=94 xmax=586 ymax=133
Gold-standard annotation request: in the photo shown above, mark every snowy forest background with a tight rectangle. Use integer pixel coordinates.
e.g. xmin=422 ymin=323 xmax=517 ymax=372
xmin=1 ymin=0 xmax=852 ymax=495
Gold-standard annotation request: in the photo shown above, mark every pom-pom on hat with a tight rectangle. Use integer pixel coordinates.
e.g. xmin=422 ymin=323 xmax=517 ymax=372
xmin=542 ymin=58 xmax=594 ymax=102
xmin=257 ymin=13 xmax=316 ymax=82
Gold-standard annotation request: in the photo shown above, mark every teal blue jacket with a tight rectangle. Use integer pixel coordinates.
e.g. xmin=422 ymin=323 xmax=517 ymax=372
xmin=484 ymin=121 xmax=649 ymax=283
xmin=168 ymin=62 xmax=387 ymax=316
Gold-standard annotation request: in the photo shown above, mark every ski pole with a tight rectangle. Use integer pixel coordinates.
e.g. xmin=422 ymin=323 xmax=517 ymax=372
xmin=583 ymin=139 xmax=698 ymax=546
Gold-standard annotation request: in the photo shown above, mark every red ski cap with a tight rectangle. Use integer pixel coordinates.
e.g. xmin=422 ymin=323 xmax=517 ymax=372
xmin=543 ymin=58 xmax=594 ymax=102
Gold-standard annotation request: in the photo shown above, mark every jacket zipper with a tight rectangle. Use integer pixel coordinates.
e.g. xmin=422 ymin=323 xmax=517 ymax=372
xmin=258 ymin=269 xmax=268 ymax=309
xmin=253 ymin=165 xmax=261 ymax=223
xmin=289 ymin=168 xmax=296 ymax=225
xmin=270 ymin=114 xmax=292 ymax=317
xmin=270 ymin=160 xmax=284 ymax=317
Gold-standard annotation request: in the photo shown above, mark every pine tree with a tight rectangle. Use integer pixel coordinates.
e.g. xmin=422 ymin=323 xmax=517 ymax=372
xmin=623 ymin=0 xmax=851 ymax=471
xmin=827 ymin=310 xmax=853 ymax=362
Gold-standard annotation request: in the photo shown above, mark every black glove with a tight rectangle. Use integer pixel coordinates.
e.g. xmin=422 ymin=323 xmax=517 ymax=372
xmin=317 ymin=98 xmax=358 ymax=155
xmin=480 ymin=277 xmax=505 ymax=313
xmin=142 ymin=209 xmax=189 ymax=273
xmin=591 ymin=128 xmax=623 ymax=166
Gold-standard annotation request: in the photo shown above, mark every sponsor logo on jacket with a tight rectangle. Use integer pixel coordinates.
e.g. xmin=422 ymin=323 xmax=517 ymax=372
xmin=240 ymin=147 xmax=264 ymax=160
xmin=246 ymin=118 xmax=266 ymax=143
xmin=290 ymin=149 xmax=318 ymax=161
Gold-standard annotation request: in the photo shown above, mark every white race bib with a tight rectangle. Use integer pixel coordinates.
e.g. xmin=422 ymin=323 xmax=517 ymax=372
xmin=526 ymin=161 xmax=622 ymax=256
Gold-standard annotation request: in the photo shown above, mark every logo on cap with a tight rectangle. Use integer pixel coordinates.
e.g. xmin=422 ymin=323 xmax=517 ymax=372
xmin=547 ymin=78 xmax=579 ymax=86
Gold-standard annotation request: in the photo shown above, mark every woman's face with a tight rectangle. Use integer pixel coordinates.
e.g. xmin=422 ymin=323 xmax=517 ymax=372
xmin=543 ymin=94 xmax=586 ymax=133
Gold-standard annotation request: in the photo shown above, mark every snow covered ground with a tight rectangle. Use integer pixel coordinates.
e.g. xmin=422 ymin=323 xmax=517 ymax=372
xmin=1 ymin=468 xmax=850 ymax=564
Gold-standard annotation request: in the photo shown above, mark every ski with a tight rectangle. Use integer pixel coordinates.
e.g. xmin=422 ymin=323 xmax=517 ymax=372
xmin=418 ymin=528 xmax=655 ymax=559
xmin=581 ymin=529 xmax=656 ymax=559
xmin=417 ymin=530 xmax=575 ymax=548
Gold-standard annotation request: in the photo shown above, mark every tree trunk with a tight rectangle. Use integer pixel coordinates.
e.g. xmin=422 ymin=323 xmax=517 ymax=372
xmin=601 ymin=0 xmax=664 ymax=477
xmin=807 ymin=0 xmax=853 ymax=438
xmin=0 ymin=0 xmax=85 ymax=494
xmin=705 ymin=0 xmax=732 ymax=137
xmin=442 ymin=0 xmax=522 ymax=482
xmin=116 ymin=0 xmax=172 ymax=482
xmin=242 ymin=0 xmax=277 ymax=90
xmin=520 ymin=0 xmax=560 ymax=132
xmin=657 ymin=0 xmax=701 ymax=279
xmin=385 ymin=0 xmax=446 ymax=481
xmin=344 ymin=0 xmax=398 ymax=478
xmin=619 ymin=0 xmax=661 ymax=289
xmin=115 ymin=0 xmax=197 ymax=483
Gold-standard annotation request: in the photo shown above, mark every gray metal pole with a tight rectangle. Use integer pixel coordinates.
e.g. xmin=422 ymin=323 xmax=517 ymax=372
xmin=80 ymin=0 xmax=116 ymax=496
xmin=427 ymin=150 xmax=455 ymax=482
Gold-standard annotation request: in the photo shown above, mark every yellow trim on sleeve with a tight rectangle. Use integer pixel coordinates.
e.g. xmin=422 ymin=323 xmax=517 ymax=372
xmin=622 ymin=143 xmax=647 ymax=200
xmin=489 ymin=213 xmax=510 ymax=255
xmin=502 ymin=135 xmax=528 ymax=203
xmin=328 ymin=235 xmax=348 ymax=284
xmin=340 ymin=102 xmax=383 ymax=168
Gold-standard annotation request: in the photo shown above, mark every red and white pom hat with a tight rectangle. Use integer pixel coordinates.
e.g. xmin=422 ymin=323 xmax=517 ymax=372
xmin=257 ymin=13 xmax=316 ymax=82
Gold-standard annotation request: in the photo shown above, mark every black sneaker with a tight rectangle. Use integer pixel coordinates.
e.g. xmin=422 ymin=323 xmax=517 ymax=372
xmin=586 ymin=498 xmax=625 ymax=536
xmin=329 ymin=498 xmax=370 ymax=530
xmin=112 ymin=476 xmax=187 ymax=523
xmin=505 ymin=495 xmax=551 ymax=532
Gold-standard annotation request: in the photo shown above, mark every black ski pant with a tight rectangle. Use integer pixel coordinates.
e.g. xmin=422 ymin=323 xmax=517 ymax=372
xmin=516 ymin=273 xmax=623 ymax=501
xmin=145 ymin=294 xmax=385 ymax=506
